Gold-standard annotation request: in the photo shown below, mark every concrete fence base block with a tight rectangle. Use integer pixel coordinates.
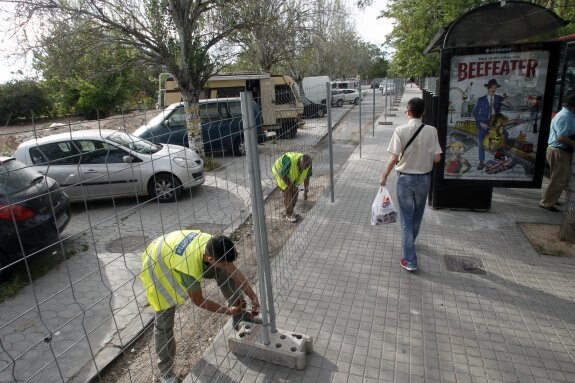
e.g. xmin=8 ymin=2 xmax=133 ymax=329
xmin=228 ymin=324 xmax=313 ymax=369
xmin=385 ymin=114 xmax=397 ymax=117
xmin=378 ymin=121 xmax=393 ymax=125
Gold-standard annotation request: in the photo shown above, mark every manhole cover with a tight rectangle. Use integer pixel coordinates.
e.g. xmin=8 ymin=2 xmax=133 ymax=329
xmin=444 ymin=255 xmax=486 ymax=275
xmin=106 ymin=235 xmax=149 ymax=253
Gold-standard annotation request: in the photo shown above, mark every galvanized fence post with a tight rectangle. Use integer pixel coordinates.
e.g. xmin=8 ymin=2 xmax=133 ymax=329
xmin=241 ymin=91 xmax=274 ymax=344
xmin=326 ymin=82 xmax=335 ymax=203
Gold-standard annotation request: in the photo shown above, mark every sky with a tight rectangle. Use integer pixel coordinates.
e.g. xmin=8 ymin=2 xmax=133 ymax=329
xmin=351 ymin=0 xmax=393 ymax=48
xmin=0 ymin=0 xmax=393 ymax=84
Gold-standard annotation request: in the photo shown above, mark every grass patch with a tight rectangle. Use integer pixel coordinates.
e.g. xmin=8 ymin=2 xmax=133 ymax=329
xmin=0 ymin=244 xmax=87 ymax=303
xmin=0 ymin=142 xmax=13 ymax=156
xmin=203 ymin=156 xmax=222 ymax=172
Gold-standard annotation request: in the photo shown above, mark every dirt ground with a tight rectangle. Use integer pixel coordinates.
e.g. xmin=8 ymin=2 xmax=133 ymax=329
xmin=519 ymin=222 xmax=575 ymax=257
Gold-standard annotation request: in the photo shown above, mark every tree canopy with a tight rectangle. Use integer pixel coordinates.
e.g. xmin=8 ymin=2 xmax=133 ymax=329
xmin=382 ymin=0 xmax=575 ymax=77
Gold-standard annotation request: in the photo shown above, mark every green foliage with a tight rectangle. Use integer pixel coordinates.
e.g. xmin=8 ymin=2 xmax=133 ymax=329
xmin=33 ymin=19 xmax=158 ymax=118
xmin=0 ymin=80 xmax=53 ymax=125
xmin=383 ymin=0 xmax=575 ymax=77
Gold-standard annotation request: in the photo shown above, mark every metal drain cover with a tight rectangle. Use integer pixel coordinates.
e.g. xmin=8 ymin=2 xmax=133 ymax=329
xmin=445 ymin=255 xmax=486 ymax=275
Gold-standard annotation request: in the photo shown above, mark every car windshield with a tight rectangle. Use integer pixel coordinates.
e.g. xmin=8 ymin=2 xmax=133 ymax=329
xmin=147 ymin=104 xmax=180 ymax=127
xmin=106 ymin=131 xmax=162 ymax=155
xmin=0 ymin=158 xmax=44 ymax=197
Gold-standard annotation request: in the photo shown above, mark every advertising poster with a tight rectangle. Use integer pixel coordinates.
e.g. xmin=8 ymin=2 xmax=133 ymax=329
xmin=444 ymin=47 xmax=551 ymax=182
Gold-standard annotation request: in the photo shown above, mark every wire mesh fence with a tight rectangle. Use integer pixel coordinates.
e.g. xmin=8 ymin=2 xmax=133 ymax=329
xmin=0 ymin=78 xmax=359 ymax=382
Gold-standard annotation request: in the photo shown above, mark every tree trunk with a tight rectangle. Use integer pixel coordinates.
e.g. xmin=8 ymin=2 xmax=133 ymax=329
xmin=179 ymin=89 xmax=205 ymax=158
xmin=559 ymin=153 xmax=575 ymax=242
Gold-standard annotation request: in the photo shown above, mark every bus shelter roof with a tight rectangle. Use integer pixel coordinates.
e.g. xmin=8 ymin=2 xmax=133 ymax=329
xmin=423 ymin=1 xmax=568 ymax=54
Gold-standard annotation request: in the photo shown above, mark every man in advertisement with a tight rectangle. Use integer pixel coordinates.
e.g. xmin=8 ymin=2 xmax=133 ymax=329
xmin=539 ymin=94 xmax=575 ymax=212
xmin=473 ymin=79 xmax=506 ymax=170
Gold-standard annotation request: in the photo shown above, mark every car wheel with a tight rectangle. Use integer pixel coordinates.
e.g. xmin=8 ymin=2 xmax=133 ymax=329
xmin=277 ymin=126 xmax=287 ymax=139
xmin=336 ymin=99 xmax=344 ymax=107
xmin=149 ymin=173 xmax=182 ymax=203
xmin=287 ymin=125 xmax=297 ymax=138
xmin=353 ymin=97 xmax=359 ymax=105
xmin=317 ymin=109 xmax=325 ymax=118
xmin=233 ymin=137 xmax=246 ymax=156
xmin=279 ymin=122 xmax=297 ymax=139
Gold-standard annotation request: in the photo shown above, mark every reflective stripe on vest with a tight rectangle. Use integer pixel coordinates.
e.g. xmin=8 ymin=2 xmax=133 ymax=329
xmin=154 ymin=238 xmax=185 ymax=307
xmin=142 ymin=238 xmax=188 ymax=311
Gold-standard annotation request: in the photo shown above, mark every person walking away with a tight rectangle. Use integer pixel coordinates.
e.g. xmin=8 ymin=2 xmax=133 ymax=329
xmin=473 ymin=79 xmax=506 ymax=170
xmin=141 ymin=231 xmax=260 ymax=383
xmin=272 ymin=152 xmax=312 ymax=223
xmin=380 ymin=97 xmax=442 ymax=271
xmin=539 ymin=94 xmax=575 ymax=212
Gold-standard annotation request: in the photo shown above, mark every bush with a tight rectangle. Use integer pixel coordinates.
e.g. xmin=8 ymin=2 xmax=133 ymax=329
xmin=0 ymin=80 xmax=53 ymax=125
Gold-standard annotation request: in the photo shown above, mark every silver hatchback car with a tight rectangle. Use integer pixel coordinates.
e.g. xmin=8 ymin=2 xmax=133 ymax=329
xmin=14 ymin=129 xmax=205 ymax=203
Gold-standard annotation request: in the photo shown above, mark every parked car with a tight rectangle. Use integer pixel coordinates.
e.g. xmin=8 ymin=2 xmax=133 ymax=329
xmin=379 ymin=81 xmax=396 ymax=95
xmin=0 ymin=156 xmax=71 ymax=278
xmin=331 ymin=89 xmax=360 ymax=107
xmin=301 ymin=96 xmax=327 ymax=118
xmin=133 ymin=98 xmax=266 ymax=154
xmin=14 ymin=130 xmax=204 ymax=203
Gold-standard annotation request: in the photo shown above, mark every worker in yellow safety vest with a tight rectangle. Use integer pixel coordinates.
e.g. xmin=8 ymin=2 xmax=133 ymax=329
xmin=272 ymin=152 xmax=312 ymax=223
xmin=141 ymin=230 xmax=260 ymax=383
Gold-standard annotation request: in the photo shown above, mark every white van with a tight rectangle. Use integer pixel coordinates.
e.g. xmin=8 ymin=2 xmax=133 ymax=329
xmin=302 ymin=76 xmax=331 ymax=105
xmin=331 ymin=80 xmax=356 ymax=90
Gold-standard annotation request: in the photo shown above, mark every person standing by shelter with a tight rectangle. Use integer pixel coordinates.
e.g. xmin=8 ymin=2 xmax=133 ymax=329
xmin=141 ymin=231 xmax=260 ymax=383
xmin=380 ymin=98 xmax=442 ymax=272
xmin=539 ymin=94 xmax=575 ymax=212
xmin=473 ymin=79 xmax=505 ymax=170
xmin=272 ymin=152 xmax=312 ymax=223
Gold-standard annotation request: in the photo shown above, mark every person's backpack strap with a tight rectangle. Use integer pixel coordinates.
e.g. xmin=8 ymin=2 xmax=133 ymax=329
xmin=397 ymin=123 xmax=425 ymax=164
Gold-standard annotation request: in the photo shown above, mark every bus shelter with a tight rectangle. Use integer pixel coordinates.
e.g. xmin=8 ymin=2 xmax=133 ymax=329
xmin=424 ymin=1 xmax=567 ymax=210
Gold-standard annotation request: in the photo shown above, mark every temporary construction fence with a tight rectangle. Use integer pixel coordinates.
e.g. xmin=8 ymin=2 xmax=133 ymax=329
xmin=0 ymin=81 xmax=344 ymax=383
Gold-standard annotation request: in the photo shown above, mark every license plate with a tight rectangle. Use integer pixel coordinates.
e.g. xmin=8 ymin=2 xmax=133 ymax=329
xmin=56 ymin=213 xmax=69 ymax=229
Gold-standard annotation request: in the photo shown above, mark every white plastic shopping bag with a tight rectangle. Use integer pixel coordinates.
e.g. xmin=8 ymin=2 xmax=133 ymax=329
xmin=371 ymin=186 xmax=397 ymax=225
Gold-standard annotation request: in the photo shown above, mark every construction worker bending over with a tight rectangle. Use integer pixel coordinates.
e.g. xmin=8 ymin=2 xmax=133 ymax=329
xmin=141 ymin=230 xmax=260 ymax=383
xmin=272 ymin=152 xmax=312 ymax=223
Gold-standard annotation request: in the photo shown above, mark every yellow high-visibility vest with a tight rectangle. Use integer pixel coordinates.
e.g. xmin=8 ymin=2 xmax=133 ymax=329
xmin=140 ymin=230 xmax=212 ymax=312
xmin=272 ymin=152 xmax=310 ymax=190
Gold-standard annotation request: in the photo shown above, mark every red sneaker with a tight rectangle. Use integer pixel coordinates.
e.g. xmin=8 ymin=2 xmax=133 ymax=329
xmin=400 ymin=258 xmax=417 ymax=272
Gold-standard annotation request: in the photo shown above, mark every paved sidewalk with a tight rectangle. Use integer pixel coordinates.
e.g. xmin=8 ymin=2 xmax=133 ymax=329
xmin=189 ymin=86 xmax=575 ymax=382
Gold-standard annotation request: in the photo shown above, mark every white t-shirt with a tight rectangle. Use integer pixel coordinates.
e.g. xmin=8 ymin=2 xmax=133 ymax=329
xmin=387 ymin=118 xmax=443 ymax=174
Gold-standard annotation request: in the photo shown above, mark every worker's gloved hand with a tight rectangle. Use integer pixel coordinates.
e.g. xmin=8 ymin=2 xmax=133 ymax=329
xmin=251 ymin=298 xmax=260 ymax=316
xmin=232 ymin=309 xmax=262 ymax=331
xmin=227 ymin=305 xmax=243 ymax=316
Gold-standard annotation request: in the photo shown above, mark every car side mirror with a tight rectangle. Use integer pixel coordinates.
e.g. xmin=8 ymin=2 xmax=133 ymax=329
xmin=164 ymin=119 xmax=170 ymax=128
xmin=123 ymin=156 xmax=133 ymax=163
